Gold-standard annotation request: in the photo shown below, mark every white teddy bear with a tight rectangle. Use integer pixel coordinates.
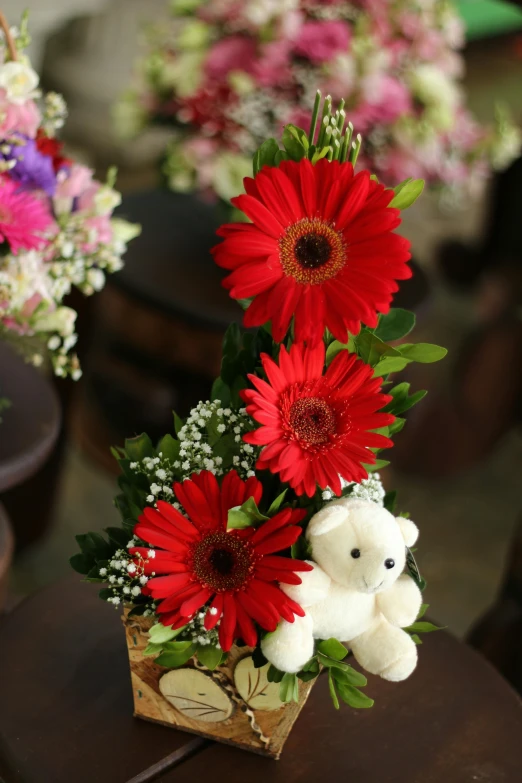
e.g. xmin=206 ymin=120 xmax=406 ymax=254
xmin=262 ymin=496 xmax=422 ymax=682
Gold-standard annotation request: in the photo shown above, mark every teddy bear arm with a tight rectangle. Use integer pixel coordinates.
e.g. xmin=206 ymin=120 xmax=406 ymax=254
xmin=376 ymin=574 xmax=422 ymax=628
xmin=280 ymin=561 xmax=331 ymax=607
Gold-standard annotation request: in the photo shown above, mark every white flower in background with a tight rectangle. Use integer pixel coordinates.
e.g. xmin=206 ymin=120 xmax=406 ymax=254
xmin=323 ymin=473 xmax=386 ymax=506
xmin=0 ymin=61 xmax=39 ymax=103
xmin=160 ymin=51 xmax=204 ymax=98
xmin=94 ymin=185 xmax=122 ymax=216
xmin=87 ymin=268 xmax=106 ymax=292
xmin=110 ymin=218 xmax=141 ymax=246
xmin=33 ymin=305 xmax=77 ymax=337
xmin=244 ymin=0 xmax=299 ymax=26
xmin=410 ymin=64 xmax=460 ymax=111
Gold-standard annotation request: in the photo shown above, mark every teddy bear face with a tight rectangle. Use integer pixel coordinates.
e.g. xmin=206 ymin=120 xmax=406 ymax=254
xmin=306 ymin=499 xmax=412 ymax=594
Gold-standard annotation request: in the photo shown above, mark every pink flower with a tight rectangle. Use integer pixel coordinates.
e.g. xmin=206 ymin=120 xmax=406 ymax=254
xmin=0 ymin=177 xmax=54 ymax=253
xmin=205 ymin=36 xmax=257 ymax=80
xmin=82 ymin=215 xmax=113 ymax=253
xmin=294 ymin=21 xmax=350 ymax=64
xmin=0 ymin=90 xmax=41 ymax=137
xmin=253 ymin=41 xmax=292 ymax=87
xmin=55 ymin=163 xmax=93 ymax=200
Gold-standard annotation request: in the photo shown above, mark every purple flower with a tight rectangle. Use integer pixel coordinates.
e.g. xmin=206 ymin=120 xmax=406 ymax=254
xmin=3 ymin=134 xmax=56 ymax=196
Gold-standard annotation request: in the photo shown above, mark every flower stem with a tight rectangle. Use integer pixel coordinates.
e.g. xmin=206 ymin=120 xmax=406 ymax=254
xmin=308 ymin=90 xmax=322 ymax=145
xmin=0 ymin=12 xmax=17 ymax=62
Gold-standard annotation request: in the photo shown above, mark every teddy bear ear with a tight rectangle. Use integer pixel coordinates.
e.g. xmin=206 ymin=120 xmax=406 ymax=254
xmin=396 ymin=516 xmax=419 ymax=548
xmin=307 ymin=505 xmax=347 ymax=538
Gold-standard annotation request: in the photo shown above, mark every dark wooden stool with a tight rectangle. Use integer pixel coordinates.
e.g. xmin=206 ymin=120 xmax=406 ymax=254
xmin=0 ymin=577 xmax=520 ymax=783
xmin=468 ymin=515 xmax=522 ymax=694
xmin=0 ymin=343 xmax=61 ymax=551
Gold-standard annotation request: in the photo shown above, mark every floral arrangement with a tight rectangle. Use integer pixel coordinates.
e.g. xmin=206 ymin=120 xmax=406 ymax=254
xmin=116 ymin=0 xmax=519 ymax=202
xmin=0 ymin=13 xmax=139 ymax=378
xmin=73 ymin=92 xmax=444 ymax=723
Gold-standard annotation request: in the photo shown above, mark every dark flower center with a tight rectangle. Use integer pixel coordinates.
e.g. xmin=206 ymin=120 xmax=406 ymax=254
xmin=289 ymin=396 xmax=336 ymax=446
xmin=294 ymin=233 xmax=332 ymax=269
xmin=279 ymin=217 xmax=346 ymax=285
xmin=191 ymin=531 xmax=255 ymax=592
xmin=209 ymin=547 xmax=234 ymax=575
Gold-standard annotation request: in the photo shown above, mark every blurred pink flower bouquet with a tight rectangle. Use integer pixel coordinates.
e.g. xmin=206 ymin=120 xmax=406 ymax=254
xmin=118 ymin=0 xmax=519 ymax=202
xmin=0 ymin=13 xmax=139 ymax=378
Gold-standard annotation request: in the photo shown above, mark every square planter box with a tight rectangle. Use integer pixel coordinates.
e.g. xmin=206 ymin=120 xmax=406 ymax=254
xmin=123 ymin=611 xmax=315 ymax=758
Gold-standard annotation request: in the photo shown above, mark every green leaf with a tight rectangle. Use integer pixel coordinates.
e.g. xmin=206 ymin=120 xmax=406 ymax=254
xmin=318 ymin=638 xmax=348 ymax=661
xmin=149 ymin=623 xmax=180 ymax=644
xmin=105 ymin=526 xmax=130 ymax=549
xmin=373 ymin=356 xmax=412 ymax=377
xmin=317 ymin=653 xmax=352 ymax=672
xmin=196 ymin=644 xmax=223 ymax=670
xmin=404 ymin=621 xmax=442 ymax=634
xmin=331 ymin=666 xmax=367 ymax=688
xmin=253 ymin=138 xmax=280 ymax=175
xmin=365 ymin=459 xmax=390 ymax=473
xmin=75 ymin=532 xmax=113 ymax=560
xmin=326 ymin=336 xmax=356 ymax=364
xmin=375 ymin=309 xmax=416 ymax=342
xmin=227 ymin=496 xmax=269 ymax=529
xmin=397 ymin=343 xmax=448 ymax=364
xmin=410 ymin=634 xmax=423 ymax=645
xmin=279 ymin=672 xmax=299 ymax=703
xmin=282 ymin=124 xmax=309 ymax=162
xmin=210 ymin=377 xmax=231 ymax=406
xmin=356 ymin=331 xmax=401 ymax=368
xmin=267 ymin=664 xmax=284 ymax=683
xmin=406 ymin=547 xmax=426 ymax=591
xmin=70 ymin=552 xmax=94 ymax=575
xmin=384 ymin=383 xmax=427 ymax=415
xmin=154 ymin=643 xmax=196 ymax=669
xmin=390 ymin=178 xmax=424 ymax=210
xmin=143 ymin=642 xmax=165 ymax=656
xmin=335 ymin=682 xmax=374 ymax=709
xmin=173 ymin=412 xmax=184 ymax=436
xmin=124 ymin=433 xmax=154 ymax=461
xmin=252 ymin=646 xmax=268 ymax=669
xmin=328 ymin=670 xmax=340 ymax=709
xmin=417 ymin=603 xmax=429 ymax=619
xmin=383 ymin=490 xmax=397 ymax=513
xmin=388 ymin=417 xmax=406 ymax=436
xmin=98 ymin=588 xmax=113 ymax=601
xmin=157 ymin=434 xmax=180 ymax=462
xmin=267 ymin=489 xmax=288 ymax=516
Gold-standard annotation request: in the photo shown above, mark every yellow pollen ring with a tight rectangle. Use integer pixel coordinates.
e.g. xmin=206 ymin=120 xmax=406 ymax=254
xmin=279 ymin=217 xmax=346 ymax=285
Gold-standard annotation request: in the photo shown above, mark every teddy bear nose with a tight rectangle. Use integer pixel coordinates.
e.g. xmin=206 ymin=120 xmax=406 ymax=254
xmin=384 ymin=558 xmax=395 ymax=569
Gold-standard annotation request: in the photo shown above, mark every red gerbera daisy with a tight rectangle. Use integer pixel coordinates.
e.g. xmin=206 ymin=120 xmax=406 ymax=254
xmin=212 ymin=158 xmax=411 ymax=345
xmin=241 ymin=342 xmax=395 ymax=497
xmin=130 ymin=469 xmax=311 ymax=651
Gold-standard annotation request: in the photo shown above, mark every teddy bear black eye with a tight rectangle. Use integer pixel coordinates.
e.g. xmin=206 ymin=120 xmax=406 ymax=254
xmin=351 ymin=548 xmax=361 ymax=559
xmin=384 ymin=558 xmax=395 ymax=569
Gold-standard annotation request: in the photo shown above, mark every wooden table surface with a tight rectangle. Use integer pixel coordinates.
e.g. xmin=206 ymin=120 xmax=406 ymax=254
xmin=0 ymin=578 xmax=521 ymax=783
xmin=0 ymin=343 xmax=61 ymax=494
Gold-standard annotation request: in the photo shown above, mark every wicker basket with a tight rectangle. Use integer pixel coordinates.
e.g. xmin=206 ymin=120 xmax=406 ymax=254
xmin=123 ymin=611 xmax=315 ymax=758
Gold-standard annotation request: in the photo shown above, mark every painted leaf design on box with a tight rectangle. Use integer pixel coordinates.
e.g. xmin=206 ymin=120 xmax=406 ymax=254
xmin=159 ymin=669 xmax=233 ymax=723
xmin=234 ymin=657 xmax=283 ymax=711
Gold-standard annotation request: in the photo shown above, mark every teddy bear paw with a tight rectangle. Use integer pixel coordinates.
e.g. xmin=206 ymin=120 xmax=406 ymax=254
xmin=379 ymin=645 xmax=417 ymax=682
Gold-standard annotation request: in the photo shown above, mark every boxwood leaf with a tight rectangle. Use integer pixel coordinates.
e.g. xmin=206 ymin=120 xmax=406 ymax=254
xmin=335 ymin=682 xmax=374 ymax=709
xmin=390 ymin=178 xmax=424 ymax=210
xmin=318 ymin=638 xmax=348 ymax=661
xmin=397 ymin=343 xmax=448 ymax=363
xmin=155 ymin=642 xmax=196 ymax=668
xmin=375 ymin=309 xmax=416 ymax=342
xmin=124 ymin=433 xmax=155 ymax=461
xmin=196 ymin=644 xmax=223 ymax=670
